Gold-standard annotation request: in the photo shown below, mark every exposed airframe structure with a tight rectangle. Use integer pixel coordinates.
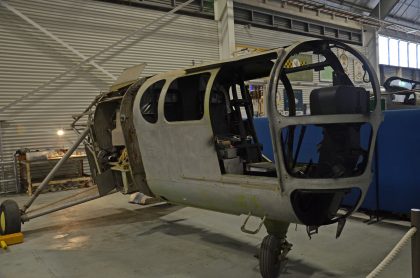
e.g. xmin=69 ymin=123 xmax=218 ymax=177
xmin=0 ymin=39 xmax=382 ymax=278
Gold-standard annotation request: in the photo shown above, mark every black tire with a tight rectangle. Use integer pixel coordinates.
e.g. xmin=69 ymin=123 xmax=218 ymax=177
xmin=259 ymin=235 xmax=281 ymax=278
xmin=0 ymin=200 xmax=21 ymax=235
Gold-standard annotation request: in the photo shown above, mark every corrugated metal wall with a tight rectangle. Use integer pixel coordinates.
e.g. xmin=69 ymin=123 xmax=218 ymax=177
xmin=0 ymin=0 xmax=219 ymax=192
xmin=234 ymin=24 xmax=368 ymax=112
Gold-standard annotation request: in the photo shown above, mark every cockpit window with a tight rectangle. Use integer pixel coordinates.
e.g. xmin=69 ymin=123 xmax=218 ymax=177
xmin=164 ymin=72 xmax=210 ymax=122
xmin=140 ymin=80 xmax=165 ymax=123
xmin=280 ymin=123 xmax=372 ymax=179
xmin=276 ymin=50 xmax=376 ymax=116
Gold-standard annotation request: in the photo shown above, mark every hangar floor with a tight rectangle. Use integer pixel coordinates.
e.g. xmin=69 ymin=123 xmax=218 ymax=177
xmin=0 ymin=190 xmax=412 ymax=278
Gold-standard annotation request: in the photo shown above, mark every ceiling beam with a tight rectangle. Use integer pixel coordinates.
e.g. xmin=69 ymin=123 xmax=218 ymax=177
xmin=370 ymin=0 xmax=400 ymax=20
xmin=385 ymin=15 xmax=420 ymax=32
xmin=322 ymin=0 xmax=372 ymax=13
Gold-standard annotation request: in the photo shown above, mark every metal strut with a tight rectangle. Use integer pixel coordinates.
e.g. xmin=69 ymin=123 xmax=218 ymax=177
xmin=21 ymin=193 xmax=113 ymax=222
xmin=21 ymin=127 xmax=90 ymax=215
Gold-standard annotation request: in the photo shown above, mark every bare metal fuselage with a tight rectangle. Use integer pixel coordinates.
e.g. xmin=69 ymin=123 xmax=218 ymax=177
xmin=87 ymin=39 xmax=382 ymax=228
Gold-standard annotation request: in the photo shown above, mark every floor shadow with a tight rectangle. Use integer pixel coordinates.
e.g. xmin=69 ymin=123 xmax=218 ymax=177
xmin=138 ymin=219 xmax=341 ymax=277
xmin=23 ymin=206 xmax=342 ymax=277
xmin=279 ymin=258 xmax=340 ymax=277
xmin=137 ymin=218 xmax=260 ymax=256
xmin=24 ymin=204 xmax=181 ymax=238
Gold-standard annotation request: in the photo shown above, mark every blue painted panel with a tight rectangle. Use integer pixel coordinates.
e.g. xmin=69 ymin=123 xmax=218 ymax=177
xmin=253 ymin=110 xmax=420 ymax=214
xmin=376 ymin=110 xmax=420 ymax=213
xmin=280 ymin=125 xmax=323 ymax=164
xmin=253 ymin=118 xmax=274 ymax=161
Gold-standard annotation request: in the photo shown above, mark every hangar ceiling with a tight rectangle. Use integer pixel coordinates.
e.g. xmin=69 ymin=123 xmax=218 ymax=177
xmin=325 ymin=0 xmax=420 ymax=28
xmin=99 ymin=0 xmax=420 ymax=40
xmin=265 ymin=0 xmax=420 ymax=39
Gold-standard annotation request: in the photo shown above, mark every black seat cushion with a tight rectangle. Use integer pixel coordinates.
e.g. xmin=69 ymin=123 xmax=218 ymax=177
xmin=310 ymin=85 xmax=369 ymax=115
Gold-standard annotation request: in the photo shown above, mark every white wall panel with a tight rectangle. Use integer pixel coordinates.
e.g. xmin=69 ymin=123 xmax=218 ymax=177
xmin=0 ymin=0 xmax=219 ymax=192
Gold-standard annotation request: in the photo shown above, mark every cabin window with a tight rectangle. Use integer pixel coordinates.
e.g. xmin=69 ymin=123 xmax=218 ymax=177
xmin=280 ymin=123 xmax=372 ymax=179
xmin=164 ymin=72 xmax=210 ymax=122
xmin=275 ymin=48 xmax=377 ymax=117
xmin=140 ymin=80 xmax=165 ymax=123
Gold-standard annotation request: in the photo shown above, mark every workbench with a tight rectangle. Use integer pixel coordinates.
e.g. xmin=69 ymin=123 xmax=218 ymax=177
xmin=19 ymin=154 xmax=91 ymax=196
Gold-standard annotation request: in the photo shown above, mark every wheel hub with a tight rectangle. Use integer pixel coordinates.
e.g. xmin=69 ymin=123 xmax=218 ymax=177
xmin=0 ymin=211 xmax=5 ymax=233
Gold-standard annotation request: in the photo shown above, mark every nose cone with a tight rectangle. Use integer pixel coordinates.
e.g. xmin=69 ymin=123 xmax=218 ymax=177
xmin=290 ymin=188 xmax=361 ymax=226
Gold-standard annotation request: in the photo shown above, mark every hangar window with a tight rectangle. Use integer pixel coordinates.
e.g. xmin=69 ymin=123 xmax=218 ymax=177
xmin=409 ymin=43 xmax=417 ymax=68
xmin=399 ymin=41 xmax=408 ymax=68
xmin=164 ymin=72 xmax=210 ymax=122
xmin=379 ymin=35 xmax=420 ymax=68
xmin=378 ymin=35 xmax=389 ymax=65
xmin=417 ymin=45 xmax=420 ymax=69
xmin=389 ymin=38 xmax=399 ymax=66
xmin=140 ymin=80 xmax=165 ymax=123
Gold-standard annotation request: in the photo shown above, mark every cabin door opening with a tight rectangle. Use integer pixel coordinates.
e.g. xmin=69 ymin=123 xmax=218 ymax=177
xmin=209 ymin=55 xmax=277 ymax=178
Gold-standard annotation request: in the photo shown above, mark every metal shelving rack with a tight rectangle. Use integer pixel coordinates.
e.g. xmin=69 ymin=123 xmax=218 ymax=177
xmin=0 ymin=159 xmax=19 ymax=195
xmin=0 ymin=117 xmax=19 ymax=195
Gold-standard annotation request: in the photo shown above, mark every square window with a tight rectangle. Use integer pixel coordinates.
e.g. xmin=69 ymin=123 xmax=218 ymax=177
xmin=389 ymin=39 xmax=399 ymax=66
xmin=399 ymin=41 xmax=408 ymax=67
xmin=417 ymin=45 xmax=420 ymax=69
xmin=140 ymin=80 xmax=165 ymax=123
xmin=164 ymin=73 xmax=210 ymax=122
xmin=378 ymin=35 xmax=389 ymax=65
xmin=409 ymin=43 xmax=417 ymax=68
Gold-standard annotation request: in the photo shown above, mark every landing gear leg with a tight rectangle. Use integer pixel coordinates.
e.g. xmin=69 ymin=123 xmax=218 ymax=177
xmin=259 ymin=220 xmax=292 ymax=278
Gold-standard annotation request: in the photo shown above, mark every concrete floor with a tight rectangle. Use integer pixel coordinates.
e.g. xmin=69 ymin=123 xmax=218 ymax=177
xmin=0 ymin=189 xmax=412 ymax=278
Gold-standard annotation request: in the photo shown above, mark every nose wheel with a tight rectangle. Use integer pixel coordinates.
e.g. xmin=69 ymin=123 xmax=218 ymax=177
xmin=0 ymin=200 xmax=22 ymax=235
xmin=259 ymin=235 xmax=292 ymax=278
